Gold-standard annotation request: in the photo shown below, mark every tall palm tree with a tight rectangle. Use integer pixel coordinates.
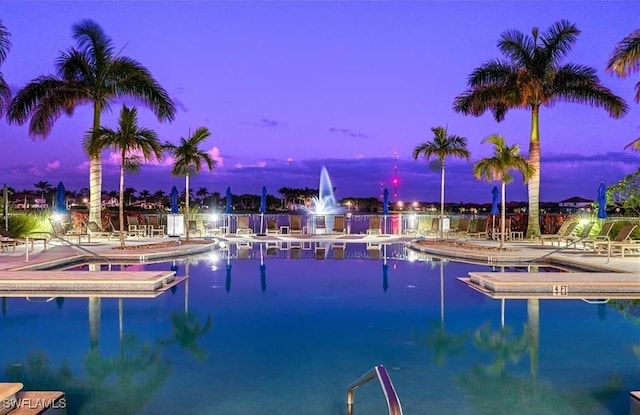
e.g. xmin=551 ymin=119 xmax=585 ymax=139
xmin=84 ymin=105 xmax=163 ymax=248
xmin=163 ymin=127 xmax=215 ymax=241
xmin=7 ymin=19 xmax=175 ymax=227
xmin=0 ymin=20 xmax=11 ymax=118
xmin=412 ymin=126 xmax=470 ymax=238
xmin=607 ymin=29 xmax=640 ymax=151
xmin=473 ymin=134 xmax=534 ymax=249
xmin=454 ymin=20 xmax=628 ymax=237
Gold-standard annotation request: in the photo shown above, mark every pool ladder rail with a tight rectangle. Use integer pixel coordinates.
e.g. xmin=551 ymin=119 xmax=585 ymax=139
xmin=346 ymin=364 xmax=403 ymax=415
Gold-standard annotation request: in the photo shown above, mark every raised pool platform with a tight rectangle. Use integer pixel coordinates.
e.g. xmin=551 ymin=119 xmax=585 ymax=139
xmin=0 ymin=270 xmax=177 ymax=293
xmin=459 ymin=272 xmax=640 ymax=299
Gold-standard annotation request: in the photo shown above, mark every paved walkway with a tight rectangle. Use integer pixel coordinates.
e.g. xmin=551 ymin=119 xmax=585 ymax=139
xmin=0 ymin=234 xmax=638 ymax=274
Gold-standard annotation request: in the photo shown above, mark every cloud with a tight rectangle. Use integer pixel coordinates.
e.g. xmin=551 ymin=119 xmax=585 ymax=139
xmin=46 ymin=160 xmax=61 ymax=171
xmin=246 ymin=118 xmax=284 ymax=128
xmin=328 ymin=127 xmax=368 ymax=139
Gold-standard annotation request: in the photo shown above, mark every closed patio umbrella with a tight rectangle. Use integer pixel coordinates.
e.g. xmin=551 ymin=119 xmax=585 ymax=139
xmin=491 ymin=186 xmax=499 ymax=238
xmin=597 ymin=182 xmax=607 ymax=219
xmin=170 ymin=186 xmax=179 ymax=214
xmin=55 ymin=182 xmax=67 ymax=214
xmin=382 ymin=188 xmax=389 ymax=234
xmin=225 ymin=187 xmax=233 ymax=233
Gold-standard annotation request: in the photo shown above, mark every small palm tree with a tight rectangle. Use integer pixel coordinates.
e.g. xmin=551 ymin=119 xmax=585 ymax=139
xmin=34 ymin=181 xmax=52 ymax=202
xmin=607 ymin=29 xmax=640 ymax=151
xmin=163 ymin=127 xmax=215 ymax=241
xmin=473 ymin=134 xmax=534 ymax=249
xmin=454 ymin=20 xmax=628 ymax=237
xmin=196 ymin=187 xmax=209 ymax=205
xmin=412 ymin=126 xmax=470 ymax=238
xmin=7 ymin=19 xmax=175 ymax=227
xmin=84 ymin=105 xmax=163 ymax=248
xmin=0 ymin=19 xmax=11 ymax=118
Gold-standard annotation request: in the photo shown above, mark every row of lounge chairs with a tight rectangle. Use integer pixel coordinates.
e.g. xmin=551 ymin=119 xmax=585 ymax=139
xmin=536 ymin=220 xmax=639 ymax=258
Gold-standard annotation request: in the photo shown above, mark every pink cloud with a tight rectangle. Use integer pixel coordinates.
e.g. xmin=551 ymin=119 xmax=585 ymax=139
xmin=46 ymin=160 xmax=61 ymax=171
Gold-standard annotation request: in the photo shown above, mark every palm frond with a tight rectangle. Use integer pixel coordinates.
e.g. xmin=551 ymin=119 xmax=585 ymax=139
xmin=540 ymin=19 xmax=580 ymax=67
xmin=0 ymin=75 xmax=10 ymax=116
xmin=0 ymin=20 xmax=11 ymax=64
xmin=56 ymin=49 xmax=95 ymax=84
xmin=606 ymin=29 xmax=640 ymax=77
xmin=624 ymin=138 xmax=640 ymax=152
xmin=71 ymin=19 xmax=115 ymax=68
xmin=498 ymin=29 xmax=533 ymax=67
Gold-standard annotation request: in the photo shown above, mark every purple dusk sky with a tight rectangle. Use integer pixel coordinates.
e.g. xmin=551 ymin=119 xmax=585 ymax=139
xmin=1 ymin=1 xmax=638 ymax=204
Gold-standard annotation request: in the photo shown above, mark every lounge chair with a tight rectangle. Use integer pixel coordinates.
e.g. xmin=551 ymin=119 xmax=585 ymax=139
xmin=554 ymin=221 xmax=594 ymax=247
xmin=0 ymin=229 xmax=48 ymax=251
xmin=315 ymin=215 xmax=327 ymax=234
xmin=537 ymin=221 xmax=577 ymax=246
xmin=332 ymin=215 xmax=346 ymax=234
xmin=367 ymin=216 xmax=382 ymax=235
xmin=126 ymin=216 xmax=146 ymax=237
xmin=266 ymin=219 xmax=279 ymax=235
xmin=589 ymin=223 xmax=637 ymax=256
xmin=581 ymin=222 xmax=615 ymax=251
xmin=289 ymin=215 xmax=303 ymax=235
xmin=449 ymin=218 xmax=470 ymax=238
xmin=236 ymin=216 xmax=251 ymax=235
xmin=49 ymin=218 xmax=90 ymax=243
xmin=188 ymin=220 xmax=202 ymax=237
xmin=87 ymin=221 xmax=115 ymax=240
xmin=147 ymin=215 xmax=166 ymax=237
xmin=468 ymin=218 xmax=489 ymax=239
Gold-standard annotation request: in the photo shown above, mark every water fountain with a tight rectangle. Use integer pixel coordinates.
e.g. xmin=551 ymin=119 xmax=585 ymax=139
xmin=301 ymin=166 xmax=345 ymax=234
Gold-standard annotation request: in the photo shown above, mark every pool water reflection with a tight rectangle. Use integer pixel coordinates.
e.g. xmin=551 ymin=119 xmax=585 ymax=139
xmin=1 ymin=243 xmax=638 ymax=415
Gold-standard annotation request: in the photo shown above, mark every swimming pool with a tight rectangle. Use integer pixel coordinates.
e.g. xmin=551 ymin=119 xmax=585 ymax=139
xmin=1 ymin=243 xmax=638 ymax=414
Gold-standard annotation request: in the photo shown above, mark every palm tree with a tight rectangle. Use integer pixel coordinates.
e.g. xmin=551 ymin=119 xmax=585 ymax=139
xmin=607 ymin=29 xmax=640 ymax=151
xmin=412 ymin=126 xmax=470 ymax=238
xmin=163 ymin=127 xmax=215 ymax=241
xmin=84 ymin=105 xmax=163 ymax=248
xmin=124 ymin=187 xmax=137 ymax=207
xmin=33 ymin=181 xmax=52 ymax=202
xmin=196 ymin=187 xmax=209 ymax=205
xmin=453 ymin=20 xmax=628 ymax=237
xmin=473 ymin=134 xmax=534 ymax=249
xmin=0 ymin=20 xmax=11 ymax=118
xmin=153 ymin=190 xmax=166 ymax=206
xmin=138 ymin=189 xmax=151 ymax=203
xmin=7 ymin=19 xmax=175 ymax=227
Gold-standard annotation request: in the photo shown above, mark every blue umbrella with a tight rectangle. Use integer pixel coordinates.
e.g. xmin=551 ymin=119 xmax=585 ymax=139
xmin=55 ymin=182 xmax=67 ymax=214
xmin=225 ymin=263 xmax=232 ymax=293
xmin=225 ymin=187 xmax=232 ymax=214
xmin=597 ymin=182 xmax=607 ymax=219
xmin=170 ymin=186 xmax=179 ymax=214
xmin=490 ymin=186 xmax=500 ymax=215
xmin=382 ymin=262 xmax=389 ymax=292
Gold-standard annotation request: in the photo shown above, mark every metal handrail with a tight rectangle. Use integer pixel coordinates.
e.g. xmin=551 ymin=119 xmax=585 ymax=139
xmin=527 ymin=233 xmax=594 ymax=271
xmin=346 ymin=364 xmax=402 ymax=415
xmin=26 ymin=231 xmax=112 ymax=270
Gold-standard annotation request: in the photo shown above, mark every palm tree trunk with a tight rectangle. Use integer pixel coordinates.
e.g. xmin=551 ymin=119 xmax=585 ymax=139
xmin=440 ymin=163 xmax=445 ymax=239
xmin=119 ymin=159 xmax=126 ymax=249
xmin=89 ymin=104 xmax=103 ymax=227
xmin=185 ymin=175 xmax=190 ymax=241
xmin=526 ymin=106 xmax=541 ymax=237
xmin=500 ymin=181 xmax=506 ymax=249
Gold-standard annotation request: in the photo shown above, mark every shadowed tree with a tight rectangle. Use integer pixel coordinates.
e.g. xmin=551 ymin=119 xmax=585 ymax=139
xmin=7 ymin=19 xmax=175 ymax=227
xmin=163 ymin=127 xmax=215 ymax=241
xmin=84 ymin=105 xmax=163 ymax=248
xmin=196 ymin=187 xmax=209 ymax=205
xmin=454 ymin=20 xmax=628 ymax=237
xmin=33 ymin=181 xmax=52 ymax=202
xmin=607 ymin=29 xmax=640 ymax=151
xmin=412 ymin=126 xmax=470 ymax=238
xmin=0 ymin=20 xmax=11 ymax=118
xmin=473 ymin=134 xmax=534 ymax=249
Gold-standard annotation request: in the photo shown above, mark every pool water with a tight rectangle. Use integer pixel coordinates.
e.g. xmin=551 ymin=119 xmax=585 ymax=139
xmin=1 ymin=243 xmax=638 ymax=415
